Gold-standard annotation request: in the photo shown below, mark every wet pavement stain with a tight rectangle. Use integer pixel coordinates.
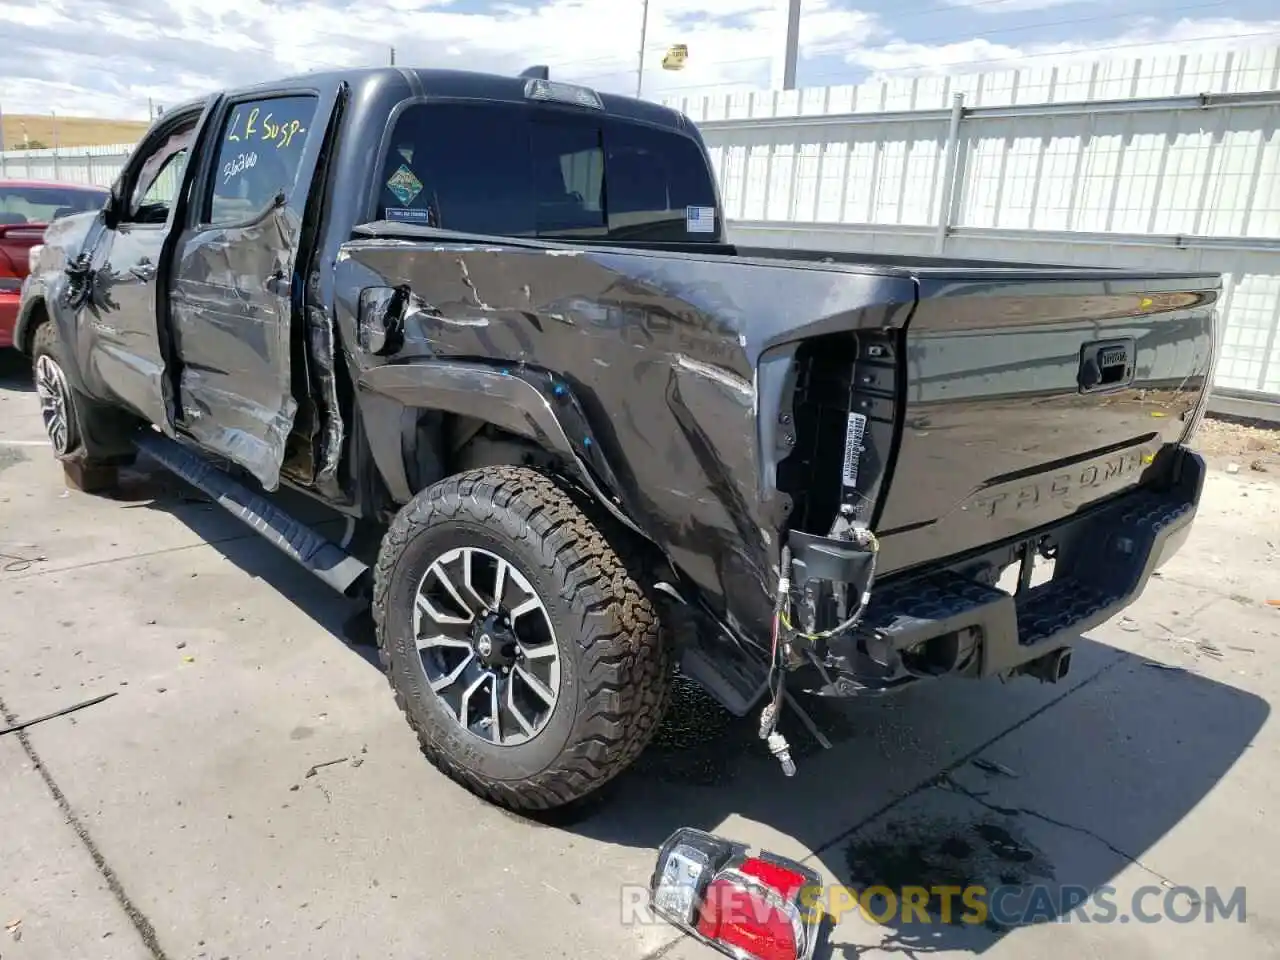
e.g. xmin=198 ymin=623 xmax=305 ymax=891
xmin=844 ymin=815 xmax=1055 ymax=929
xmin=631 ymin=675 xmax=749 ymax=786
xmin=628 ymin=675 xmax=860 ymax=787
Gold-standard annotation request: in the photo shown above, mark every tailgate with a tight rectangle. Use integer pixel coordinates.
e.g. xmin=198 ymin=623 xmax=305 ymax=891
xmin=873 ymin=269 xmax=1219 ymax=574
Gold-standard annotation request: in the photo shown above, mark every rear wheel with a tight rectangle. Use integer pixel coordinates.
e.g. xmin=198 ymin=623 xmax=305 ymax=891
xmin=30 ymin=322 xmax=136 ymax=484
xmin=373 ymin=465 xmax=672 ymax=811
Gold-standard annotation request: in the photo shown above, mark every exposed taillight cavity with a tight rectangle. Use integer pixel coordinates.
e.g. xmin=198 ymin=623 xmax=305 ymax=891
xmin=650 ymin=828 xmax=823 ymax=960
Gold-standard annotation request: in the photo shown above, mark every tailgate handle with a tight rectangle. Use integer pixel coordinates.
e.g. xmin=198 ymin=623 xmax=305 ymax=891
xmin=1078 ymin=338 xmax=1135 ymax=393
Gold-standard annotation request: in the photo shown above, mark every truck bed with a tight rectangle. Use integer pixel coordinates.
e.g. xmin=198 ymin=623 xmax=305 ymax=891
xmin=344 ymin=222 xmax=1218 ymax=622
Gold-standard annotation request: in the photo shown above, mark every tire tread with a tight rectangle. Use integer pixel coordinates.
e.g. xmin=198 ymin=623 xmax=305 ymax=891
xmin=372 ymin=465 xmax=672 ymax=812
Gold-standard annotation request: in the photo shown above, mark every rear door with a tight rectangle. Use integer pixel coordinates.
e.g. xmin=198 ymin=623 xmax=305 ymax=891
xmin=167 ymin=85 xmax=340 ymax=491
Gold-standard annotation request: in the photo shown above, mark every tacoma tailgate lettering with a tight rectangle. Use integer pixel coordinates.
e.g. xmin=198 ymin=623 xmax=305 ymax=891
xmin=968 ymin=446 xmax=1154 ymax=520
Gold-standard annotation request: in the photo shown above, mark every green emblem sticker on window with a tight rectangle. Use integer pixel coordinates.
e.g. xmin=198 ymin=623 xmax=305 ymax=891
xmin=386 ymin=164 xmax=424 ymax=206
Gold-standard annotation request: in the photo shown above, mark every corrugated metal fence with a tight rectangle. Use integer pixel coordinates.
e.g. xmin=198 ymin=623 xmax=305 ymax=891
xmin=0 ymin=142 xmax=134 ymax=186
xmin=664 ymin=46 xmax=1280 ymax=410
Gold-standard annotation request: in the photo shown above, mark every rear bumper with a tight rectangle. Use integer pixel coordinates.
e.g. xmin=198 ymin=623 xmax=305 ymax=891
xmin=798 ymin=447 xmax=1205 ymax=696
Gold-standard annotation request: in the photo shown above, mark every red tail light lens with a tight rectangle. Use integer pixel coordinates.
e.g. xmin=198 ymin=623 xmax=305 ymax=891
xmin=738 ymin=857 xmax=810 ymax=894
xmin=697 ymin=871 xmax=804 ymax=960
xmin=650 ymin=828 xmax=822 ymax=960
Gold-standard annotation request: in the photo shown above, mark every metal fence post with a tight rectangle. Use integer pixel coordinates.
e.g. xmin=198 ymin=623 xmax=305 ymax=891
xmin=934 ymin=92 xmax=966 ymax=254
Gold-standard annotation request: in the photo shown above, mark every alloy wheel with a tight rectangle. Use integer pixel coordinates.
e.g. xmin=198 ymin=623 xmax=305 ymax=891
xmin=413 ymin=546 xmax=561 ymax=746
xmin=34 ymin=354 xmax=73 ymax=456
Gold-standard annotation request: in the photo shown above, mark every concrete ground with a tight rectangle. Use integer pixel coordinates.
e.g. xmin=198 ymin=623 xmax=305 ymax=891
xmin=1 ymin=349 xmax=1277 ymax=960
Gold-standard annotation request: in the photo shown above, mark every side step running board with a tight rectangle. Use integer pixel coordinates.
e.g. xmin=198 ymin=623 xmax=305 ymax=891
xmin=135 ymin=432 xmax=370 ymax=598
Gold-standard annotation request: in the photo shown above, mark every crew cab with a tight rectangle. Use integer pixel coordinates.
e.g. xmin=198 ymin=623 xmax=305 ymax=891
xmin=16 ymin=66 xmax=1219 ymax=811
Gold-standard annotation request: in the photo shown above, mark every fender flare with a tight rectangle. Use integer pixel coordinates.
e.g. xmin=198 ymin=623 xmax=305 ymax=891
xmin=14 ymin=281 xmax=49 ymax=355
xmin=357 ymin=360 xmax=647 ymax=540
xmin=15 ymin=283 xmax=93 ymax=396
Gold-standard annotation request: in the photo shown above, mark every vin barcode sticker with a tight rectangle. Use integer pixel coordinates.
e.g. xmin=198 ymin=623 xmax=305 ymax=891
xmin=842 ymin=412 xmax=867 ymax=488
xmin=686 ymin=205 xmax=716 ymax=233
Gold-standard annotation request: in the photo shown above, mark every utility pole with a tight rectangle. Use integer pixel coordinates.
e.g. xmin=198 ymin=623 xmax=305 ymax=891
xmin=51 ymin=110 xmax=60 ymax=177
xmin=389 ymin=46 xmax=396 ymax=66
xmin=781 ymin=0 xmax=801 ymax=91
xmin=635 ymin=0 xmax=649 ymax=98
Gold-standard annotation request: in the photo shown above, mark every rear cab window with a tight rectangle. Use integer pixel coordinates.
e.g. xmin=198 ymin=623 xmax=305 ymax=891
xmin=375 ymin=99 xmax=720 ymax=243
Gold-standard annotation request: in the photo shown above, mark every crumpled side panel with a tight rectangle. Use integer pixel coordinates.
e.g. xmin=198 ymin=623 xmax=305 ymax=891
xmin=306 ymin=296 xmax=345 ymax=496
xmin=170 ymin=205 xmax=299 ymax=491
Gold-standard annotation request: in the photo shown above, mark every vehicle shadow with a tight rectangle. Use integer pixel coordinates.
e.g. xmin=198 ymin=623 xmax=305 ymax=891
xmin=129 ymin=458 xmax=1269 ymax=958
xmin=571 ymin=656 xmax=1267 ymax=956
xmin=0 ymin=348 xmax=34 ymax=392
xmin=123 ymin=454 xmax=380 ymax=668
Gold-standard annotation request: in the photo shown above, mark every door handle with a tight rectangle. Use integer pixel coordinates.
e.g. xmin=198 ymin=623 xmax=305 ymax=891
xmin=1078 ymin=338 xmax=1136 ymax=393
xmin=265 ymin=270 xmax=291 ymax=297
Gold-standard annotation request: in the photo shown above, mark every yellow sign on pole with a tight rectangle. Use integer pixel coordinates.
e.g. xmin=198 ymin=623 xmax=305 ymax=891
xmin=662 ymin=44 xmax=688 ymax=71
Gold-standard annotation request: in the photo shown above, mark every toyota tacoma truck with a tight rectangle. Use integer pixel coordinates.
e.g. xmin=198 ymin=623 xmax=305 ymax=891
xmin=16 ymin=65 xmax=1219 ymax=811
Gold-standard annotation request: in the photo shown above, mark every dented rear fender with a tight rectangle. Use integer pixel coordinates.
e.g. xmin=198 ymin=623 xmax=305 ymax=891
xmin=334 ymin=237 xmax=916 ymax=639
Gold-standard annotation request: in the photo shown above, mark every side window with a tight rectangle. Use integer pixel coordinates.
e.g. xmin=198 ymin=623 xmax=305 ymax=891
xmin=135 ymin=150 xmax=189 ymax=212
xmin=207 ymin=94 xmax=318 ymax=225
xmin=126 ymin=119 xmax=197 ymax=224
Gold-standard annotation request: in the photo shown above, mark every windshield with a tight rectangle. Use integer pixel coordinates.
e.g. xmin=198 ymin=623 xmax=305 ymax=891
xmin=375 ymin=101 xmax=721 ymax=243
xmin=0 ymin=185 xmax=109 ymax=225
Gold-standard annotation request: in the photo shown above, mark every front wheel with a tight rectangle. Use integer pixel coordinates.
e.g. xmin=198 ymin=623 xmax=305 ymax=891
xmin=30 ymin=322 xmax=136 ymax=482
xmin=372 ymin=465 xmax=672 ymax=812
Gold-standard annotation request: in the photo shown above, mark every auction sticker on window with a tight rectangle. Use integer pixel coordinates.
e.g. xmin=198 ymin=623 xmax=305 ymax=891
xmin=387 ymin=164 xmax=424 ymax=206
xmin=386 ymin=207 xmax=431 ymax=223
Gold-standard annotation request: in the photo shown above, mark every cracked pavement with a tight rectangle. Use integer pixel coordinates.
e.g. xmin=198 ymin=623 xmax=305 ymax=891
xmin=1 ymin=352 xmax=1278 ymax=960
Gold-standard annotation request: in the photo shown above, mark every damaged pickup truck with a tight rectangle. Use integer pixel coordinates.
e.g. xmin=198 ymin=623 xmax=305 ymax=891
xmin=17 ymin=66 xmax=1219 ymax=811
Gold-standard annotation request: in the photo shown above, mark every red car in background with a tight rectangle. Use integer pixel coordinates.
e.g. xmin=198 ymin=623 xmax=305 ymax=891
xmin=1 ymin=179 xmax=110 ymax=348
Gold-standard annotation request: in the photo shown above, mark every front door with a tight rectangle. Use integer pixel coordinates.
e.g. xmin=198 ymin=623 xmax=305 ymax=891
xmin=78 ymin=108 xmax=203 ymax=433
xmin=167 ymin=87 xmax=340 ymax=492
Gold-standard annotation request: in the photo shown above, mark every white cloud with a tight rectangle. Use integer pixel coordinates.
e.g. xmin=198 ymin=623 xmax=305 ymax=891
xmin=0 ymin=0 xmax=1277 ymax=121
xmin=845 ymin=16 xmax=1280 ymax=77
xmin=0 ymin=0 xmax=879 ymax=118
xmin=942 ymin=0 xmax=1103 ymax=12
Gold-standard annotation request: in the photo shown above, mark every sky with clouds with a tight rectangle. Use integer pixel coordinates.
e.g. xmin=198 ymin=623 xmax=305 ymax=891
xmin=0 ymin=0 xmax=1278 ymax=119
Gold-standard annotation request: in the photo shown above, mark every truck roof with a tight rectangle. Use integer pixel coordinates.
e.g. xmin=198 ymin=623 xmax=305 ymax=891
xmin=167 ymin=66 xmax=692 ymax=135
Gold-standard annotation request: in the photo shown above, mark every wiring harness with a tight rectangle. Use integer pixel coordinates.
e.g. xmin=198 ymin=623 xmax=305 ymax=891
xmin=758 ymin=529 xmax=881 ymax=777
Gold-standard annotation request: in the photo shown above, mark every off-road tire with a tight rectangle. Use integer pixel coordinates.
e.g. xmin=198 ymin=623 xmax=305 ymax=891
xmin=372 ymin=465 xmax=672 ymax=811
xmin=30 ymin=321 xmax=136 ymax=472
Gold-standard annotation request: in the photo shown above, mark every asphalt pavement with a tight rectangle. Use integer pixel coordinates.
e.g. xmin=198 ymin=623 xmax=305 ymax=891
xmin=1 ymin=350 xmax=1277 ymax=960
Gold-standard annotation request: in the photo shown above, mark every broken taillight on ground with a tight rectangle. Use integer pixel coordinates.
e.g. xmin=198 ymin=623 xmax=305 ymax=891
xmin=649 ymin=827 xmax=823 ymax=960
